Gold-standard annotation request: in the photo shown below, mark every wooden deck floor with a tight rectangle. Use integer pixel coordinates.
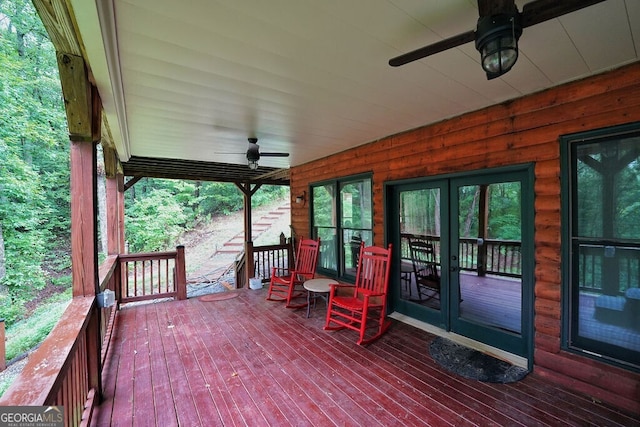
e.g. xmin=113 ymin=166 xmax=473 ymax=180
xmin=92 ymin=288 xmax=639 ymax=426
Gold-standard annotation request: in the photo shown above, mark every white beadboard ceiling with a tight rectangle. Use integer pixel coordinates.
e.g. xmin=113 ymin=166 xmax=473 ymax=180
xmin=69 ymin=0 xmax=639 ymax=171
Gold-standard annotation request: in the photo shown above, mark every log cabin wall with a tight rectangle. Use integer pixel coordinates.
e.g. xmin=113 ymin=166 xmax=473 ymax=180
xmin=289 ymin=61 xmax=640 ymax=413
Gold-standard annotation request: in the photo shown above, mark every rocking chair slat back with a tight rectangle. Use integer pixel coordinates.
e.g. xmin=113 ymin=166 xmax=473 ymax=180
xmin=295 ymin=239 xmax=321 ymax=279
xmin=266 ymin=237 xmax=321 ymax=308
xmin=324 ymin=242 xmax=393 ymax=345
xmin=409 ymin=240 xmax=440 ymax=301
xmin=355 ymin=245 xmax=392 ymax=298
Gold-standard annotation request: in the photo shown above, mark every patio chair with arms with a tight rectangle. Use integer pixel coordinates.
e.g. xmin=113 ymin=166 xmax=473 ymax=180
xmin=267 ymin=237 xmax=320 ymax=308
xmin=323 ymin=242 xmax=392 ymax=345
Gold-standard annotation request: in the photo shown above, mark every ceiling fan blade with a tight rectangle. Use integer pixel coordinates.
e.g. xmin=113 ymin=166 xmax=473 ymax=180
xmin=260 ymin=152 xmax=290 ymax=157
xmin=477 ymin=0 xmax=518 ymax=17
xmin=521 ymin=0 xmax=606 ymax=28
xmin=389 ymin=30 xmax=475 ymax=67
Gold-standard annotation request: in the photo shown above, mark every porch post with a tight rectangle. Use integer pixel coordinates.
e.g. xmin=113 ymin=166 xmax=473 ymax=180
xmin=235 ymin=182 xmax=263 ymax=286
xmin=60 ymin=51 xmax=101 ymax=298
xmin=70 ymin=139 xmax=99 ymax=296
xmin=106 ymin=175 xmax=123 ymax=255
xmin=175 ymin=245 xmax=187 ymax=300
xmin=243 ymin=187 xmax=255 ymax=284
xmin=58 ymin=52 xmax=102 ymax=398
xmin=104 ymin=144 xmax=125 ymax=256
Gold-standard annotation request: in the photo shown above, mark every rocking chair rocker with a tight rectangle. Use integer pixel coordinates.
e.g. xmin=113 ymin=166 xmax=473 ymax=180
xmin=266 ymin=237 xmax=320 ymax=308
xmin=324 ymin=243 xmax=392 ymax=345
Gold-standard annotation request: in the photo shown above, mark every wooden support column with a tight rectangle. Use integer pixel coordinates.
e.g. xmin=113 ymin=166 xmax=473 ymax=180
xmin=118 ymin=174 xmax=125 ymax=254
xmin=57 ymin=51 xmax=100 ymax=296
xmin=106 ymin=173 xmax=125 ymax=255
xmin=58 ymin=51 xmax=102 ymax=400
xmin=175 ymin=245 xmax=187 ymax=300
xmin=103 ymin=145 xmax=125 ymax=256
xmin=235 ymin=182 xmax=262 ymax=286
xmin=70 ymin=139 xmax=99 ymax=296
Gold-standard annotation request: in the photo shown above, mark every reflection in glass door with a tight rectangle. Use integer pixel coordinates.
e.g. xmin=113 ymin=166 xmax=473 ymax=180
xmin=454 ymin=182 xmax=522 ymax=335
xmin=399 ymin=187 xmax=442 ymax=312
xmin=389 ymin=166 xmax=533 ymax=360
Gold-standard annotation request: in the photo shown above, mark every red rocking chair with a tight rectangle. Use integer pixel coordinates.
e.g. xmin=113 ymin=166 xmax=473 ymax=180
xmin=266 ymin=237 xmax=320 ymax=308
xmin=323 ymin=243 xmax=392 ymax=345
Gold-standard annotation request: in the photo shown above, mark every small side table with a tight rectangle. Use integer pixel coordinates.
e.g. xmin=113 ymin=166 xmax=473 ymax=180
xmin=303 ymin=278 xmax=338 ymax=318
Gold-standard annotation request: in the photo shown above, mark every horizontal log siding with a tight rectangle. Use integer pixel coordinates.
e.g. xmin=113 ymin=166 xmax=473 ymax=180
xmin=290 ymin=62 xmax=640 ymax=414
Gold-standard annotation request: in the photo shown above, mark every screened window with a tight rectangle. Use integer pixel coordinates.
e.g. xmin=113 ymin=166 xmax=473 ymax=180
xmin=311 ymin=175 xmax=373 ymax=280
xmin=563 ymin=124 xmax=640 ymax=369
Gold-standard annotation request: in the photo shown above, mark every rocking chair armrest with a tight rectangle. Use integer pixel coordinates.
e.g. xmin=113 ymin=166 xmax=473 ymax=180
xmin=328 ymin=283 xmax=353 ymax=291
xmin=358 ymin=289 xmax=385 ymax=298
xmin=328 ymin=283 xmax=354 ymax=297
xmin=271 ymin=266 xmax=291 ymax=277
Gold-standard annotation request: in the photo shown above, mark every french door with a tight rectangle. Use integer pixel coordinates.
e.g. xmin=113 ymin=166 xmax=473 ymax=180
xmin=387 ymin=166 xmax=534 ymax=360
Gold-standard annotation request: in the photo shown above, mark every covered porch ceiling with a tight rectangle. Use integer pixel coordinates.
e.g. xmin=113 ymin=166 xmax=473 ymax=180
xmin=66 ymin=0 xmax=639 ymax=182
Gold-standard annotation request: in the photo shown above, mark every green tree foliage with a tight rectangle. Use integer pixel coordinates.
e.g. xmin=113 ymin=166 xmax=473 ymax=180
xmin=125 ymin=189 xmax=187 ymax=252
xmin=0 ymin=0 xmax=70 ymax=324
xmin=124 ymin=178 xmax=289 ymax=253
xmin=577 ymin=141 xmax=640 ymax=240
xmin=1 ymin=0 xmax=291 ymax=324
xmin=458 ymin=183 xmax=521 ymax=240
xmin=194 ymin=182 xmax=243 ymax=218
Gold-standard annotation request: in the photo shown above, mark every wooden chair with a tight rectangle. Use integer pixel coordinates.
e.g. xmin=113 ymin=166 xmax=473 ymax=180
xmin=266 ymin=237 xmax=320 ymax=308
xmin=409 ymin=240 xmax=440 ymax=301
xmin=323 ymin=243 xmax=392 ymax=345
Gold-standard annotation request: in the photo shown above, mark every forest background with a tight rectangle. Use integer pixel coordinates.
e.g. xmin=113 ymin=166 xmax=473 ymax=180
xmin=0 ymin=0 xmax=287 ymax=380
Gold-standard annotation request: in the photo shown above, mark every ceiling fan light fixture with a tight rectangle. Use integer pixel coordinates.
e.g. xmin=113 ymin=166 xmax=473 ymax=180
xmin=247 ymin=159 xmax=259 ymax=170
xmin=475 ymin=13 xmax=522 ymax=80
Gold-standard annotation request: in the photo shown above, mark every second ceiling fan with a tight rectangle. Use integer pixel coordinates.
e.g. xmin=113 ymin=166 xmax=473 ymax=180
xmin=245 ymin=138 xmax=289 ymax=170
xmin=388 ymin=0 xmax=606 ymax=79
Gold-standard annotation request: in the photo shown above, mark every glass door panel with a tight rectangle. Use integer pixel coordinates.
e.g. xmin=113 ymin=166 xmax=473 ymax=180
xmin=312 ymin=185 xmax=337 ymax=271
xmin=388 ymin=180 xmax=448 ymax=328
xmin=455 ymin=182 xmax=522 ymax=335
xmin=399 ymin=187 xmax=442 ymax=311
xmin=340 ymin=179 xmax=373 ymax=278
xmin=388 ymin=166 xmax=532 ymax=360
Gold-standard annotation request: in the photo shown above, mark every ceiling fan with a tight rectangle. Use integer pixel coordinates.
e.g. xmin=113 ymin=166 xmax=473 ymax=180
xmin=389 ymin=0 xmax=606 ymax=79
xmin=245 ymin=138 xmax=289 ymax=170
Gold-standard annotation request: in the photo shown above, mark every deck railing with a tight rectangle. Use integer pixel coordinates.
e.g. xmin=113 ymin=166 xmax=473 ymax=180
xmin=253 ymin=243 xmax=293 ymax=282
xmin=400 ymin=233 xmax=522 ymax=278
xmin=119 ymin=246 xmax=187 ymax=304
xmin=578 ymin=243 xmax=640 ymax=294
xmin=235 ymin=241 xmax=293 ymax=288
xmin=0 ymin=247 xmax=187 ymax=426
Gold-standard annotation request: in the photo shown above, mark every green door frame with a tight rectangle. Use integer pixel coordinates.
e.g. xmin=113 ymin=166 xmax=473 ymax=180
xmin=385 ymin=164 xmax=535 ymax=365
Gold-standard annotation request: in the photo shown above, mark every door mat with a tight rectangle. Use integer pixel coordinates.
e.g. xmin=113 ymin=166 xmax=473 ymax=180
xmin=429 ymin=337 xmax=528 ymax=383
xmin=198 ymin=292 xmax=240 ymax=302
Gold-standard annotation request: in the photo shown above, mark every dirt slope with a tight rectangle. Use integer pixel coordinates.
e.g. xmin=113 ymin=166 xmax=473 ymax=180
xmin=181 ymin=198 xmax=291 ymax=282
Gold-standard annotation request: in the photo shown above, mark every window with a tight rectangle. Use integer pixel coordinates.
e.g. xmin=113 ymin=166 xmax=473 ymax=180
xmin=562 ymin=123 xmax=640 ymax=370
xmin=311 ymin=175 xmax=373 ymax=280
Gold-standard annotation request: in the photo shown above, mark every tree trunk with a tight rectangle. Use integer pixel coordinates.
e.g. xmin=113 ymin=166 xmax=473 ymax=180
xmin=462 ymin=186 xmax=480 ymax=238
xmin=0 ymin=223 xmax=5 ymax=283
